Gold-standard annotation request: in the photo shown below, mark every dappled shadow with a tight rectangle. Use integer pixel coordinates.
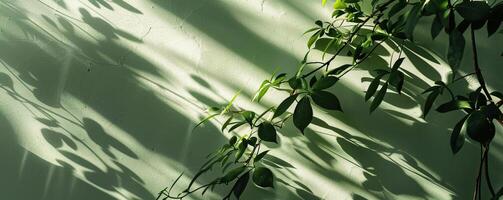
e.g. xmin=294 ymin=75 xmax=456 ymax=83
xmin=87 ymin=0 xmax=142 ymax=14
xmin=0 ymin=1 xmax=311 ymax=199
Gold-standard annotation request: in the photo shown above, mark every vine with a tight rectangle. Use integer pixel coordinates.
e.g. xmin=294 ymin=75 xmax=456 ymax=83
xmin=158 ymin=0 xmax=503 ymax=199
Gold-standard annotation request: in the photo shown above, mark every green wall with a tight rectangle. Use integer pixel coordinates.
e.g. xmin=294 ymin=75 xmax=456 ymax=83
xmin=0 ymin=0 xmax=501 ymax=199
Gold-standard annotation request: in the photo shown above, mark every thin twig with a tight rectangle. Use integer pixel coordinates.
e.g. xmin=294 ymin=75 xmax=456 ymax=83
xmin=470 ymin=28 xmax=493 ymax=102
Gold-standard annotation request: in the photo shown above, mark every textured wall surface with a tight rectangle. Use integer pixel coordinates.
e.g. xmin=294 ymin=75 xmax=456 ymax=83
xmin=0 ymin=0 xmax=501 ymax=199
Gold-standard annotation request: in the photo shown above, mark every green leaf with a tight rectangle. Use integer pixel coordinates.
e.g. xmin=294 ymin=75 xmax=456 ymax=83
xmin=456 ymin=20 xmax=471 ymax=33
xmin=333 ymin=0 xmax=347 ymax=10
xmin=247 ymin=137 xmax=258 ymax=147
xmin=455 ymin=1 xmax=491 ymax=22
xmin=193 ymin=113 xmax=219 ymax=132
xmin=480 ymin=103 xmax=502 ymax=120
xmin=463 ymin=110 xmax=496 ymax=144
xmin=221 ymin=166 xmax=246 ymax=183
xmin=311 ymin=90 xmax=343 ymax=111
xmin=431 ymin=14 xmax=444 ymax=39
xmin=222 ymin=116 xmax=234 ymax=132
xmin=371 ymin=32 xmax=388 ymax=41
xmin=447 ymin=30 xmax=465 ymax=70
xmin=312 ymin=76 xmax=338 ymax=91
xmin=490 ymin=91 xmax=503 ymax=99
xmin=451 ymin=115 xmax=468 ymax=154
xmin=308 ymin=30 xmax=321 ymax=48
xmin=487 ymin=19 xmax=501 ymax=37
xmin=228 ymin=121 xmax=247 ymax=133
xmin=303 ymin=27 xmax=320 ymax=35
xmin=442 ymin=9 xmax=455 ymax=33
xmin=229 ymin=136 xmax=238 ymax=146
xmin=254 ymin=150 xmax=269 ymax=163
xmin=344 ymin=0 xmax=360 ymax=3
xmin=222 ymin=91 xmax=241 ymax=114
xmin=221 ymin=153 xmax=232 ymax=167
xmin=322 ymin=37 xmax=339 ymax=59
xmin=252 ymin=80 xmax=271 ymax=102
xmin=388 ymin=0 xmax=406 ymax=17
xmin=422 ymin=0 xmax=448 ymax=16
xmin=365 ymin=72 xmax=387 ymax=101
xmin=242 ymin=111 xmax=255 ymax=126
xmin=436 ymin=100 xmax=472 ymax=113
xmin=488 ymin=3 xmax=503 ymax=36
xmin=252 ymin=167 xmax=274 ymax=188
xmin=403 ymin=3 xmax=422 ymax=40
xmin=258 ymin=122 xmax=277 ymax=143
xmin=293 ymin=96 xmax=313 ymax=134
xmin=273 ymin=94 xmax=298 ymax=119
xmin=288 ymin=77 xmax=303 ymax=90
xmin=327 ymin=64 xmax=352 ymax=75
xmin=309 ymin=76 xmax=318 ymax=88
xmin=388 ymin=71 xmax=404 ymax=94
xmin=423 ymin=87 xmax=441 ymax=118
xmin=314 ymin=38 xmax=340 ymax=55
xmin=235 ymin=142 xmax=248 ymax=162
xmin=272 ymin=73 xmax=286 ymax=85
xmin=369 ymin=82 xmax=388 ymax=113
xmin=322 ymin=0 xmax=327 ymax=6
xmin=391 ymin=57 xmax=405 ymax=71
xmin=233 ymin=171 xmax=250 ymax=199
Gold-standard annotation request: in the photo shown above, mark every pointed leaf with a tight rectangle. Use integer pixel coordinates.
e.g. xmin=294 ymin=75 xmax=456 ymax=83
xmin=388 ymin=0 xmax=406 ymax=17
xmin=328 ymin=64 xmax=352 ymax=75
xmin=252 ymin=81 xmax=271 ymax=102
xmin=242 ymin=111 xmax=255 ymax=126
xmin=222 ymin=91 xmax=241 ymax=114
xmin=455 ymin=1 xmax=491 ymax=22
xmin=293 ymin=96 xmax=313 ymax=134
xmin=193 ymin=113 xmax=219 ymax=132
xmin=235 ymin=142 xmax=248 ymax=162
xmin=333 ymin=0 xmax=347 ymax=10
xmin=229 ymin=136 xmax=238 ymax=146
xmin=258 ymin=123 xmax=277 ymax=143
xmin=221 ymin=166 xmax=246 ymax=183
xmin=451 ymin=115 xmax=468 ymax=154
xmin=365 ymin=73 xmax=387 ymax=101
xmin=463 ymin=110 xmax=496 ymax=144
xmin=423 ymin=88 xmax=441 ymax=118
xmin=370 ymin=82 xmax=388 ymax=113
xmin=312 ymin=76 xmax=338 ymax=91
xmin=308 ymin=30 xmax=321 ymax=48
xmin=252 ymin=167 xmax=274 ymax=188
xmin=431 ymin=14 xmax=444 ymax=39
xmin=228 ymin=121 xmax=247 ymax=133
xmin=303 ymin=27 xmax=319 ymax=35
xmin=233 ymin=172 xmax=250 ymax=199
xmin=389 ymin=71 xmax=404 ymax=94
xmin=222 ymin=116 xmax=234 ymax=132
xmin=391 ymin=57 xmax=405 ymax=71
xmin=447 ymin=30 xmax=465 ymax=70
xmin=311 ymin=90 xmax=342 ymax=111
xmin=490 ymin=91 xmax=503 ymax=100
xmin=436 ymin=100 xmax=472 ymax=113
xmin=273 ymin=94 xmax=298 ymax=119
xmin=254 ymin=150 xmax=269 ymax=163
xmin=487 ymin=19 xmax=501 ymax=37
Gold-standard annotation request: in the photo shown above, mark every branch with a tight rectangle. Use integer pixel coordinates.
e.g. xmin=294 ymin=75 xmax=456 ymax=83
xmin=470 ymin=28 xmax=493 ymax=101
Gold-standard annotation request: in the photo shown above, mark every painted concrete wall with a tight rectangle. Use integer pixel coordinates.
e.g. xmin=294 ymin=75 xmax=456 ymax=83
xmin=0 ymin=0 xmax=501 ymax=199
